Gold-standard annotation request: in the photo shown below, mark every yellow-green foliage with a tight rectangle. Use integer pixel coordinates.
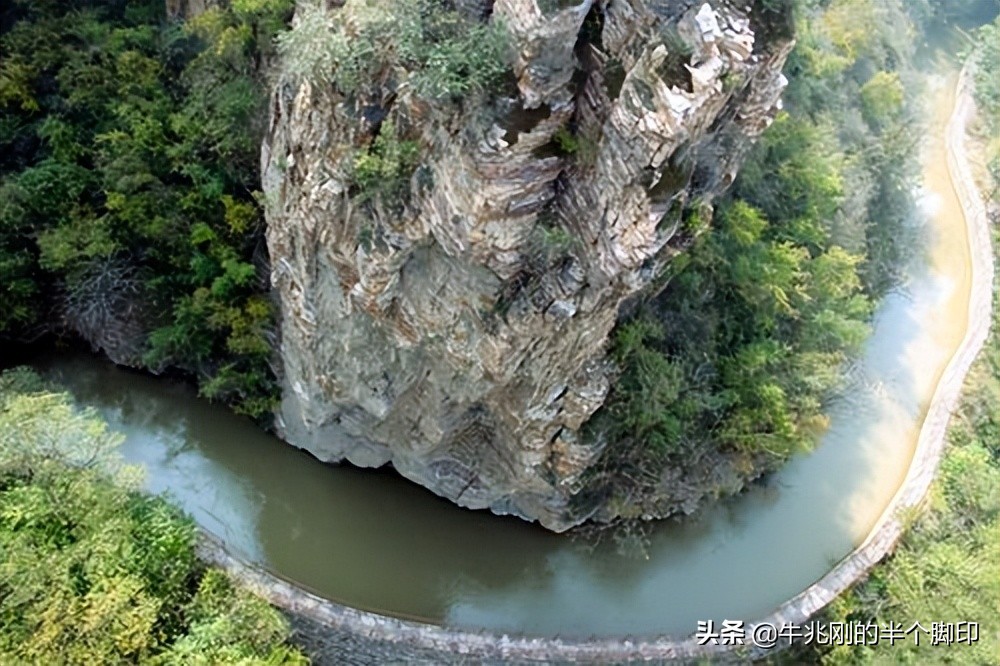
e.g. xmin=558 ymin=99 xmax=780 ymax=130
xmin=860 ymin=71 xmax=905 ymax=127
xmin=0 ymin=370 xmax=308 ymax=665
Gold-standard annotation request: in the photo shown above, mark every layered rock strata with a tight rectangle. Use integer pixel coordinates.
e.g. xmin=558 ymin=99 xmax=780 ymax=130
xmin=263 ymin=0 xmax=793 ymax=531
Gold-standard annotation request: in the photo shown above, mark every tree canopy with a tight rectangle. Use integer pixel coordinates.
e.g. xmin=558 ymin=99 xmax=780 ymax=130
xmin=0 ymin=368 xmax=308 ymax=664
xmin=0 ymin=0 xmax=292 ymax=417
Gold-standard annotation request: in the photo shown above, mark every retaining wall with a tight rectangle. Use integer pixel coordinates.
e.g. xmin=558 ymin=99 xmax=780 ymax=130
xmin=196 ymin=63 xmax=995 ymax=665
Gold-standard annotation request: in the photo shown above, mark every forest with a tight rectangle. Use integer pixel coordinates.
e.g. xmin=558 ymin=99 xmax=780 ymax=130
xmin=0 ymin=368 xmax=307 ymax=663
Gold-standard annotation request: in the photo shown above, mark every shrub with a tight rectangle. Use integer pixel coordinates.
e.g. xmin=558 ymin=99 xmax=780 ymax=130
xmin=352 ymin=120 xmax=421 ymax=206
xmin=277 ymin=0 xmax=510 ymax=100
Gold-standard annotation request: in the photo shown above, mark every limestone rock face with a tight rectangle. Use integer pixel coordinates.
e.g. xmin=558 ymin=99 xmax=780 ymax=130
xmin=263 ymin=0 xmax=793 ymax=531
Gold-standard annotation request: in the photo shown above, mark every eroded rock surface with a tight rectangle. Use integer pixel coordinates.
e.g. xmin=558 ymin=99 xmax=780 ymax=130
xmin=263 ymin=0 xmax=793 ymax=531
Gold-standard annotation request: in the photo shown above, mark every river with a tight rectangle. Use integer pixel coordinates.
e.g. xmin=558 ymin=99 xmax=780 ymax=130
xmin=24 ymin=61 xmax=979 ymax=639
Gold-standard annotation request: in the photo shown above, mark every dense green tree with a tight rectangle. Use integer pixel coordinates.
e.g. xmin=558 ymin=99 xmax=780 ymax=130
xmin=0 ymin=368 xmax=308 ymax=664
xmin=276 ymin=0 xmax=509 ymax=100
xmin=0 ymin=0 xmax=292 ymax=417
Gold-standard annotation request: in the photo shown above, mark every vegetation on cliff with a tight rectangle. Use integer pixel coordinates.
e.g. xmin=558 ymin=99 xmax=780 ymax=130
xmin=0 ymin=0 xmax=291 ymax=418
xmin=273 ymin=0 xmax=512 ymax=217
xmin=276 ymin=0 xmax=509 ymax=101
xmin=583 ymin=0 xmax=926 ymax=521
xmin=0 ymin=368 xmax=307 ymax=664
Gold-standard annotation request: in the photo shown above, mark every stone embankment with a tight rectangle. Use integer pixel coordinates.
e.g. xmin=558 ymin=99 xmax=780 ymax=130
xmin=197 ymin=61 xmax=995 ymax=664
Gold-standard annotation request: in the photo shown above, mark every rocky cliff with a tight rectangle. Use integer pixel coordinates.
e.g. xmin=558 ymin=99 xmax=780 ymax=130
xmin=262 ymin=0 xmax=794 ymax=531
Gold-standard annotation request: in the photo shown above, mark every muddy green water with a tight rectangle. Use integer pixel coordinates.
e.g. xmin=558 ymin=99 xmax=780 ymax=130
xmin=29 ymin=64 xmax=978 ymax=639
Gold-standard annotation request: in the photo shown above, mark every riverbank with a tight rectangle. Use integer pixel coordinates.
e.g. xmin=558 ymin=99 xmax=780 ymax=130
xmin=786 ymin=46 xmax=999 ymax=664
xmin=184 ymin=60 xmax=994 ymax=664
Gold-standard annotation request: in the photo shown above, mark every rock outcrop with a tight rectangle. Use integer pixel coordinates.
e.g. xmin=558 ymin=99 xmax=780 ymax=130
xmin=263 ymin=0 xmax=794 ymax=531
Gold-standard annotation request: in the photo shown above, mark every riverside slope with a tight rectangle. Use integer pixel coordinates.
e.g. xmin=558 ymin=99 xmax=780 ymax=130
xmin=262 ymin=0 xmax=794 ymax=531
